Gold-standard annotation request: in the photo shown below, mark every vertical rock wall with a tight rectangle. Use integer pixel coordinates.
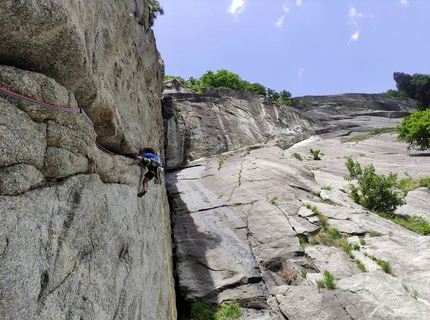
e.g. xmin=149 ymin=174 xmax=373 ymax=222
xmin=0 ymin=1 xmax=175 ymax=319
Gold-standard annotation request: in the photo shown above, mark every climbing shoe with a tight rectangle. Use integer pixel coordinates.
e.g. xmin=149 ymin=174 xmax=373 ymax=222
xmin=137 ymin=190 xmax=147 ymax=197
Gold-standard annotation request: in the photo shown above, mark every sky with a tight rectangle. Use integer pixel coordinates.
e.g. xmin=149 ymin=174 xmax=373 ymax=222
xmin=153 ymin=0 xmax=430 ymax=97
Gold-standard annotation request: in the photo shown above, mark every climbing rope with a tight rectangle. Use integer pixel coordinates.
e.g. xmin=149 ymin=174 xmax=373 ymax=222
xmin=1 ymin=85 xmax=176 ymax=316
xmin=0 ymin=86 xmax=94 ymax=126
xmin=0 ymin=86 xmax=120 ymax=155
xmin=158 ymin=184 xmax=176 ymax=320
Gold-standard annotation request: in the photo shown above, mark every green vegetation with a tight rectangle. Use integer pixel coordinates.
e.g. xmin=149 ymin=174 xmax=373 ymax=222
xmin=392 ymin=72 xmax=430 ymax=110
xmin=391 ymin=215 xmax=430 ymax=235
xmin=293 ymin=152 xmax=303 ymax=161
xmin=148 ymin=0 xmax=164 ymax=27
xmin=316 ymin=270 xmax=336 ymax=292
xmin=270 ymin=196 xmax=278 ymax=206
xmin=344 ymin=157 xmax=404 ymax=216
xmin=411 ymin=290 xmax=418 ymax=300
xmin=384 ymin=89 xmax=409 ymax=98
xmin=218 ymin=155 xmax=229 ymax=170
xmin=321 ymin=185 xmax=332 ymax=191
xmin=395 ymin=109 xmax=430 ymax=151
xmin=216 ymin=301 xmax=243 ymax=320
xmin=237 ymin=164 xmax=243 ymax=187
xmin=369 ymin=231 xmax=383 ymax=237
xmin=164 ymin=69 xmax=301 ymax=105
xmin=343 ymin=158 xmax=430 ymax=235
xmin=397 ymin=174 xmax=430 ymax=192
xmin=310 ymin=224 xmax=347 ymax=247
xmin=344 ymin=245 xmax=354 ymax=259
xmin=300 ymin=268 xmax=308 ymax=278
xmin=355 ymin=259 xmax=367 ymax=272
xmin=377 ymin=259 xmax=392 ymax=274
xmin=297 ymin=235 xmax=306 ymax=250
xmin=343 ymin=128 xmax=393 ymax=143
xmin=310 ymin=149 xmax=322 ymax=160
xmin=359 ymin=238 xmax=366 ymax=245
xmin=363 ymin=252 xmax=393 ymax=275
xmin=186 ymin=152 xmax=194 ymax=163
xmin=191 ymin=300 xmax=242 ymax=320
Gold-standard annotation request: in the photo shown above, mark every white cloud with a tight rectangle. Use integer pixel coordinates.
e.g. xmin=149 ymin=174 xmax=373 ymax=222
xmin=348 ymin=7 xmax=364 ymax=26
xmin=348 ymin=30 xmax=360 ymax=44
xmin=227 ymin=0 xmax=245 ymax=18
xmin=283 ymin=3 xmax=290 ymax=13
xmin=297 ymin=68 xmax=305 ymax=77
xmin=400 ymin=0 xmax=409 ymax=7
xmin=275 ymin=15 xmax=285 ymax=28
xmin=296 ymin=0 xmax=303 ymax=6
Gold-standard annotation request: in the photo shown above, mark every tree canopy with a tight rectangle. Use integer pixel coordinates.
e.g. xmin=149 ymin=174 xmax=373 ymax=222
xmin=165 ymin=69 xmax=296 ymax=105
xmin=392 ymin=72 xmax=430 ymax=110
xmin=395 ymin=109 xmax=430 ymax=151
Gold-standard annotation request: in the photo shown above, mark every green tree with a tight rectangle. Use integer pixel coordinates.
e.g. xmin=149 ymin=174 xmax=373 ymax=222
xmin=384 ymin=89 xmax=408 ymax=98
xmin=187 ymin=76 xmax=201 ymax=87
xmin=393 ymin=72 xmax=430 ymax=110
xmin=395 ymin=109 xmax=430 ymax=150
xmin=200 ymin=69 xmax=242 ymax=90
xmin=411 ymin=73 xmax=430 ymax=110
xmin=243 ymin=81 xmax=267 ymax=96
xmin=266 ymin=88 xmax=280 ymax=100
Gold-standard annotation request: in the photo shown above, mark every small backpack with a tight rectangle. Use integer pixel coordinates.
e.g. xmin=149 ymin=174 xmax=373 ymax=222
xmin=140 ymin=152 xmax=163 ymax=185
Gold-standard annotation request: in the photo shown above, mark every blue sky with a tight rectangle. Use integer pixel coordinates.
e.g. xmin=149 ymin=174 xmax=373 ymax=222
xmin=153 ymin=0 xmax=430 ymax=97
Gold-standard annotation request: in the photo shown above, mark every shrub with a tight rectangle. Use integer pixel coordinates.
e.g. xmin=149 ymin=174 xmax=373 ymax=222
xmin=395 ymin=109 xmax=430 ymax=150
xmin=190 ymin=300 xmax=243 ymax=320
xmin=293 ymin=152 xmax=303 ymax=161
xmin=310 ymin=149 xmax=322 ymax=160
xmin=216 ymin=301 xmax=242 ymax=320
xmin=344 ymin=157 xmax=404 ymax=216
xmin=191 ymin=300 xmax=216 ymax=320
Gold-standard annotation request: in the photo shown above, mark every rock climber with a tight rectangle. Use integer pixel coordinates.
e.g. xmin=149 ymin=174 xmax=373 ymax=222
xmin=135 ymin=147 xmax=163 ymax=197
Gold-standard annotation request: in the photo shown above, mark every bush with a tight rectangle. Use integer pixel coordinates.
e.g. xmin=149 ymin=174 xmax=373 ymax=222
xmin=190 ymin=300 xmax=242 ymax=320
xmin=395 ymin=109 xmax=430 ymax=151
xmin=310 ymin=149 xmax=322 ymax=160
xmin=293 ymin=152 xmax=303 ymax=161
xmin=344 ymin=157 xmax=404 ymax=216
xmin=191 ymin=300 xmax=216 ymax=320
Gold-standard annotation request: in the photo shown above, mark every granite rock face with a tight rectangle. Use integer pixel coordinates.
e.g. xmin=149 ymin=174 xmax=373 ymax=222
xmin=165 ymin=84 xmax=430 ymax=319
xmin=0 ymin=1 xmax=175 ymax=319
xmin=0 ymin=0 xmax=164 ymax=153
xmin=162 ymin=83 xmax=416 ymax=168
xmin=167 ymin=134 xmax=430 ymax=319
